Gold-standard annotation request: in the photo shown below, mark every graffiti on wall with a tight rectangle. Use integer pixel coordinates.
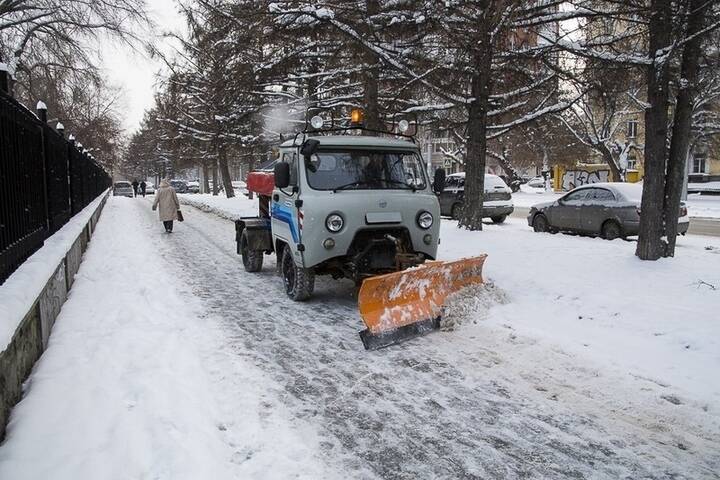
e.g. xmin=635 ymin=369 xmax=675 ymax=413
xmin=562 ymin=169 xmax=610 ymax=191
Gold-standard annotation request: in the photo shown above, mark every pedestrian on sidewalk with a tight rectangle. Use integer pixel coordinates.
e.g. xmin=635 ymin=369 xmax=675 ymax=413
xmin=140 ymin=180 xmax=147 ymax=198
xmin=131 ymin=179 xmax=139 ymax=197
xmin=152 ymin=179 xmax=181 ymax=233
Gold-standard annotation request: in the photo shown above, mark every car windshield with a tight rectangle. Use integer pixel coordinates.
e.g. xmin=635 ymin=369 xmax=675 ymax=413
xmin=114 ymin=182 xmax=130 ymax=188
xmin=305 ymin=150 xmax=427 ymax=191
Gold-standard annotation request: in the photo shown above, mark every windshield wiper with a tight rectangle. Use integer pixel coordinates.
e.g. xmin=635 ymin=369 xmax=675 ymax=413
xmin=383 ymin=179 xmax=416 ymax=191
xmin=333 ymin=179 xmax=415 ymax=192
xmin=334 ymin=180 xmax=374 ymax=192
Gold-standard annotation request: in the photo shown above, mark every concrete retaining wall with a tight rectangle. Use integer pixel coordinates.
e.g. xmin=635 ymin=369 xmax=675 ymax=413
xmin=0 ymin=193 xmax=109 ymax=441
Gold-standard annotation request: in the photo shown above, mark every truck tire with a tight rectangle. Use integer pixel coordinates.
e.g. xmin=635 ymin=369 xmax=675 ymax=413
xmin=240 ymin=229 xmax=263 ymax=272
xmin=281 ymin=246 xmax=314 ymax=301
xmin=491 ymin=215 xmax=507 ymax=224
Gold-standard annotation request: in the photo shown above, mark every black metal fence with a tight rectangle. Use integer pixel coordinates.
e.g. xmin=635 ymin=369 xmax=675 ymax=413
xmin=0 ymin=90 xmax=111 ymax=284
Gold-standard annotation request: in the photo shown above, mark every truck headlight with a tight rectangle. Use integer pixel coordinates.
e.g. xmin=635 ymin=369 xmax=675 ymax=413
xmin=326 ymin=213 xmax=344 ymax=232
xmin=417 ymin=211 xmax=433 ymax=229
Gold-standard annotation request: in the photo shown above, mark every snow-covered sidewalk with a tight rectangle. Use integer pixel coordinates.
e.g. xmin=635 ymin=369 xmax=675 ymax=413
xmin=0 ymin=197 xmax=338 ymax=480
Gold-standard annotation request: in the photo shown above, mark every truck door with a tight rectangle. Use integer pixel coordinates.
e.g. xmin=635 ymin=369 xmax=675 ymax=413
xmin=271 ymin=152 xmax=301 ymax=249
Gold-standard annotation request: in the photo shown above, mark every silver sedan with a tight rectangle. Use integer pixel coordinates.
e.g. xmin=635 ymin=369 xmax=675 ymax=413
xmin=527 ymin=183 xmax=690 ymax=240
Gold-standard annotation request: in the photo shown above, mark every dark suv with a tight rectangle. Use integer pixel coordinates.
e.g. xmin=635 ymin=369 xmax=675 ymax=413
xmin=438 ymin=173 xmax=514 ymax=223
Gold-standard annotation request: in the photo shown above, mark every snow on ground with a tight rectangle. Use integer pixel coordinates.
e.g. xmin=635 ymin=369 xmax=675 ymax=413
xmin=438 ymin=218 xmax=720 ymax=407
xmin=180 ymin=192 xmax=720 ymax=407
xmin=2 ymin=193 xmax=719 ymax=478
xmin=0 ymin=197 xmax=342 ymax=480
xmin=687 ymin=193 xmax=720 ymax=218
xmin=513 ymin=185 xmax=720 ymax=219
xmin=0 ymin=191 xmax=107 ymax=352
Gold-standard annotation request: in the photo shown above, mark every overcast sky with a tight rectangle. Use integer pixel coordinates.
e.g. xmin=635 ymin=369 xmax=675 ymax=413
xmin=100 ymin=0 xmax=186 ymax=134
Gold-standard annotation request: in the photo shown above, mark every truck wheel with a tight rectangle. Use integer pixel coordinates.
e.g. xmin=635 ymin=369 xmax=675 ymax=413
xmin=240 ymin=230 xmax=263 ymax=272
xmin=281 ymin=246 xmax=314 ymax=301
xmin=491 ymin=215 xmax=507 ymax=224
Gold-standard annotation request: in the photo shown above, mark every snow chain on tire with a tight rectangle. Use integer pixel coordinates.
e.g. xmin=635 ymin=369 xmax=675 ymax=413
xmin=240 ymin=230 xmax=263 ymax=272
xmin=281 ymin=246 xmax=314 ymax=301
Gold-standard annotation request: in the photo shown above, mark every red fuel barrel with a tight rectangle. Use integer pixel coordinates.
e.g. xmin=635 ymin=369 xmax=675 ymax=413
xmin=246 ymin=171 xmax=275 ymax=196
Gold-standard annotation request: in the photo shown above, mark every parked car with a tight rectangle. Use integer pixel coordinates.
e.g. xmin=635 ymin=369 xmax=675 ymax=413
xmin=526 ymin=176 xmax=547 ymax=189
xmin=527 ymin=182 xmax=690 ymax=240
xmin=187 ymin=181 xmax=200 ymax=193
xmin=169 ymin=180 xmax=188 ymax=193
xmin=438 ymin=173 xmax=514 ymax=223
xmin=144 ymin=181 xmax=156 ymax=195
xmin=113 ymin=181 xmax=134 ymax=197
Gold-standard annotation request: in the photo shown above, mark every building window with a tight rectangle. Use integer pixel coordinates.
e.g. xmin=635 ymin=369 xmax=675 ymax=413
xmin=626 ymin=152 xmax=637 ymax=170
xmin=627 ymin=120 xmax=638 ymax=139
xmin=692 ymin=152 xmax=707 ymax=174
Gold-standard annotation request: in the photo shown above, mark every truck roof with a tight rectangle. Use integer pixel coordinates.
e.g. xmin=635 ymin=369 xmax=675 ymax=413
xmin=280 ymin=135 xmax=418 ymax=151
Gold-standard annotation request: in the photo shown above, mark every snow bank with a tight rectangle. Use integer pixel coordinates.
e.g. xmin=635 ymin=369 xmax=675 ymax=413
xmin=178 ymin=193 xmax=259 ymax=221
xmin=0 ymin=191 xmax=108 ymax=352
xmin=512 ymin=189 xmax=562 ymax=207
xmin=686 ymin=194 xmax=720 ymax=219
xmin=0 ymin=197 xmax=339 ymax=479
xmin=439 ymin=218 xmax=720 ymax=407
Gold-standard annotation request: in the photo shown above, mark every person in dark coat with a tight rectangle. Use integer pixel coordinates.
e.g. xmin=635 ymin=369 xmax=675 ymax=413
xmin=140 ymin=181 xmax=147 ymax=197
xmin=131 ymin=179 xmax=139 ymax=197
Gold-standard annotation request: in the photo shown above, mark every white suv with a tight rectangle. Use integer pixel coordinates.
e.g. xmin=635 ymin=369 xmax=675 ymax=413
xmin=438 ymin=173 xmax=514 ymax=223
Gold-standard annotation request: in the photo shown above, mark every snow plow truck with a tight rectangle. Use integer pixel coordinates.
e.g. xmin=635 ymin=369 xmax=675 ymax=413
xmin=235 ymin=116 xmax=487 ymax=349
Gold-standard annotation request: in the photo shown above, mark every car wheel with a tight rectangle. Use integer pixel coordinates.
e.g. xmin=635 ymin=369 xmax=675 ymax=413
xmin=532 ymin=214 xmax=550 ymax=233
xmin=601 ymin=220 xmax=622 ymax=240
xmin=240 ymin=230 xmax=263 ymax=272
xmin=451 ymin=203 xmax=462 ymax=220
xmin=281 ymin=246 xmax=314 ymax=301
xmin=491 ymin=215 xmax=507 ymax=224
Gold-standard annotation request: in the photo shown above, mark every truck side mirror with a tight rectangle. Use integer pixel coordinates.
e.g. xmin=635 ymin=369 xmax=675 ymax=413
xmin=274 ymin=162 xmax=290 ymax=188
xmin=300 ymin=139 xmax=320 ymax=157
xmin=433 ymin=168 xmax=446 ymax=194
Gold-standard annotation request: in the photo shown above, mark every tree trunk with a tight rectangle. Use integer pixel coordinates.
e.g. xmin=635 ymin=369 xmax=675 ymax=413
xmin=636 ymin=0 xmax=672 ymax=261
xmin=212 ymin=161 xmax=219 ymax=196
xmin=663 ymin=0 xmax=704 ymax=257
xmin=598 ymin=144 xmax=622 ymax=182
xmin=362 ymin=0 xmax=381 ymax=132
xmin=202 ymin=162 xmax=210 ymax=194
xmin=458 ymin=33 xmax=494 ymax=231
xmin=496 ymin=148 xmax=523 ymax=192
xmin=218 ymin=145 xmax=235 ymax=198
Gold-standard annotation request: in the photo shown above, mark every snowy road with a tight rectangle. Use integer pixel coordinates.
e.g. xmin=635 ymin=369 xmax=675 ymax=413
xmin=139 ymin=198 xmax=718 ymax=479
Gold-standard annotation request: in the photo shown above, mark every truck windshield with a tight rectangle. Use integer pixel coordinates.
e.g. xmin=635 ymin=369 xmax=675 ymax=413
xmin=304 ymin=150 xmax=427 ymax=191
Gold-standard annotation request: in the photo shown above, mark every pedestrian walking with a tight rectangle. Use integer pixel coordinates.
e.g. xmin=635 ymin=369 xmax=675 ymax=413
xmin=152 ymin=179 xmax=182 ymax=233
xmin=140 ymin=180 xmax=147 ymax=198
xmin=131 ymin=179 xmax=139 ymax=197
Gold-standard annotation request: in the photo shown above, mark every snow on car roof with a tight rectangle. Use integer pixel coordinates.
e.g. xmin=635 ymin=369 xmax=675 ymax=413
xmin=574 ymin=182 xmax=643 ymax=202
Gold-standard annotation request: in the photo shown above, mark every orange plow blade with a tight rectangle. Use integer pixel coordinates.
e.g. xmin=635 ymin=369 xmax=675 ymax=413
xmin=358 ymin=255 xmax=487 ymax=350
